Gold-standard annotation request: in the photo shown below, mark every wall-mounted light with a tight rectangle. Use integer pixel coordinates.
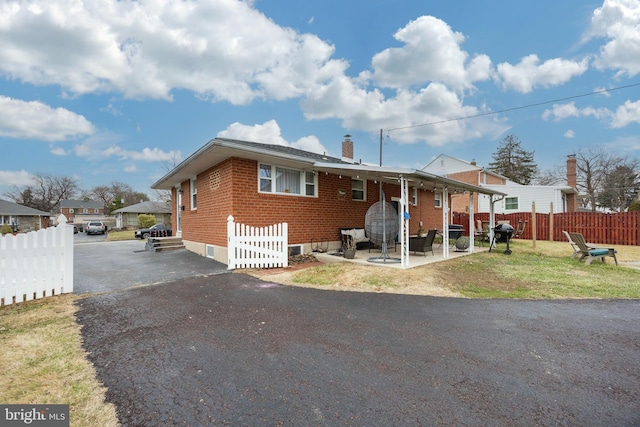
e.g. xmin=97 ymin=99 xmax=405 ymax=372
xmin=178 ymin=189 xmax=183 ymax=194
xmin=338 ymin=190 xmax=346 ymax=195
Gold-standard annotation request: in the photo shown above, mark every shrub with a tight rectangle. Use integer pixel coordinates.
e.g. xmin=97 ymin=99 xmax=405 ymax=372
xmin=137 ymin=214 xmax=156 ymax=228
xmin=628 ymin=200 xmax=640 ymax=212
xmin=1 ymin=224 xmax=13 ymax=235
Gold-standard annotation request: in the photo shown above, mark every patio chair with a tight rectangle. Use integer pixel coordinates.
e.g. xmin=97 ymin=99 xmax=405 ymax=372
xmin=513 ymin=220 xmax=527 ymax=238
xmin=569 ymin=232 xmax=618 ymax=266
xmin=562 ymin=231 xmax=582 ymax=258
xmin=474 ymin=219 xmax=490 ymax=246
xmin=409 ymin=228 xmax=437 ymax=256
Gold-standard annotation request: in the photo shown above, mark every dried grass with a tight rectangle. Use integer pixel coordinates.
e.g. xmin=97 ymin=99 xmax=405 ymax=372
xmin=0 ymin=294 xmax=119 ymax=427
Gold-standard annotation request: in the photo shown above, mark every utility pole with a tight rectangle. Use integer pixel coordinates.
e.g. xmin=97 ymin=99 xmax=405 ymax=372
xmin=379 ymin=129 xmax=383 ymax=166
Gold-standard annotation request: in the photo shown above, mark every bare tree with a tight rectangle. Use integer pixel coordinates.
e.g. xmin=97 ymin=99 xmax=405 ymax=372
xmin=533 ymin=165 xmax=566 ymax=186
xmin=2 ymin=174 xmax=80 ymax=213
xmin=597 ymin=164 xmax=640 ymax=212
xmin=86 ymin=181 xmax=150 ymax=214
xmin=574 ymin=147 xmax=622 ymax=212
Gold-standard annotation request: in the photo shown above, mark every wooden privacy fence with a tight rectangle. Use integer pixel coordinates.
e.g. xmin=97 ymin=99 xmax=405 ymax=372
xmin=0 ymin=214 xmax=74 ymax=306
xmin=453 ymin=211 xmax=640 ymax=246
xmin=227 ymin=215 xmax=288 ymax=270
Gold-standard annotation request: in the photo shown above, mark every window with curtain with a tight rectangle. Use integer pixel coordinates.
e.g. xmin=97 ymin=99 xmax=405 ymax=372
xmin=434 ymin=192 xmax=442 ymax=208
xmin=352 ymin=179 xmax=365 ymax=201
xmin=259 ymin=163 xmax=316 ymax=196
xmin=190 ymin=178 xmax=197 ymax=209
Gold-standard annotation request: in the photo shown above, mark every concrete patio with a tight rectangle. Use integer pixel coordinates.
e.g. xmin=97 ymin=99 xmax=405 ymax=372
xmin=313 ymin=240 xmax=493 ymax=269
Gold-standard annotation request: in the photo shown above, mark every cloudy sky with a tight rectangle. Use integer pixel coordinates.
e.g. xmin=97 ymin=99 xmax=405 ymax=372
xmin=1 ymin=0 xmax=639 ymax=195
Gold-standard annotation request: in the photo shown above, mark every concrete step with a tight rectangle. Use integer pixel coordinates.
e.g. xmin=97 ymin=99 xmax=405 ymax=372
xmin=146 ymin=236 xmax=184 ymax=252
xmin=154 ymin=244 xmax=185 ymax=252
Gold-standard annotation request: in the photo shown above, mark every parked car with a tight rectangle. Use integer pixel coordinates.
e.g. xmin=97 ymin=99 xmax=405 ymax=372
xmin=135 ymin=223 xmax=172 ymax=239
xmin=85 ymin=221 xmax=106 ymax=235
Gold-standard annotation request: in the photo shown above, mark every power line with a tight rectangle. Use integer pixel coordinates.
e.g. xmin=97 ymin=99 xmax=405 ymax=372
xmin=386 ymin=82 xmax=640 ymax=133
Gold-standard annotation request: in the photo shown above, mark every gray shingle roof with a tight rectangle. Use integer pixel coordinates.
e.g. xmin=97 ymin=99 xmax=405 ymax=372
xmin=112 ymin=201 xmax=171 ymax=214
xmin=216 ymin=138 xmax=347 ymax=164
xmin=0 ymin=199 xmax=50 ymax=216
xmin=60 ymin=199 xmax=104 ymax=209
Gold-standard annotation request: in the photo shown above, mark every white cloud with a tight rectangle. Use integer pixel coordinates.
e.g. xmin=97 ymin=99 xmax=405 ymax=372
xmin=590 ymin=0 xmax=640 ymax=76
xmin=496 ymin=54 xmax=589 ymax=93
xmin=564 ymin=129 xmax=575 ymax=138
xmin=100 ymin=103 xmax=123 ymax=116
xmin=217 ymin=120 xmax=327 ymax=155
xmin=611 ymin=99 xmax=640 ymax=127
xmin=0 ymin=96 xmax=95 ymax=141
xmin=50 ymin=146 xmax=68 ymax=156
xmin=370 ymin=16 xmax=492 ymax=91
xmin=542 ymin=101 xmax=611 ymax=121
xmin=303 ymin=78 xmax=509 ymax=146
xmin=73 ymin=132 xmax=181 ymax=162
xmin=0 ymin=0 xmax=346 ymax=105
xmin=0 ymin=170 xmax=37 ymax=187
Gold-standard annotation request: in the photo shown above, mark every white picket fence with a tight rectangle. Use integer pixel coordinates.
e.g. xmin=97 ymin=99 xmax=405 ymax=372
xmin=227 ymin=215 xmax=288 ymax=270
xmin=0 ymin=214 xmax=74 ymax=306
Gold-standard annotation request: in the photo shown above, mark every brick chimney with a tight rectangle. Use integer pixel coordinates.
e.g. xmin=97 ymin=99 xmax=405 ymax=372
xmin=567 ymin=154 xmax=577 ymax=188
xmin=342 ymin=135 xmax=354 ymax=163
xmin=470 ymin=159 xmax=477 ymax=166
xmin=566 ymin=154 xmax=577 ymax=212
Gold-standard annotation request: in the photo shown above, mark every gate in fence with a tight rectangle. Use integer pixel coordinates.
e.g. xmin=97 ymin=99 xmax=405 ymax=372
xmin=227 ymin=215 xmax=288 ymax=270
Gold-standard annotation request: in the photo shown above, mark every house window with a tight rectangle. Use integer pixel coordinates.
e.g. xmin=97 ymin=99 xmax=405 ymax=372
xmin=82 ymin=208 xmax=88 ymax=213
xmin=305 ymin=172 xmax=315 ymax=196
xmin=69 ymin=208 xmax=74 ymax=213
xmin=411 ymin=188 xmax=418 ymax=206
xmin=258 ymin=163 xmax=316 ymax=196
xmin=434 ymin=192 xmax=442 ymax=208
xmin=94 ymin=208 xmax=99 ymax=214
xmin=505 ymin=197 xmax=518 ymax=210
xmin=190 ymin=178 xmax=197 ymax=209
xmin=352 ymin=178 xmax=365 ymax=201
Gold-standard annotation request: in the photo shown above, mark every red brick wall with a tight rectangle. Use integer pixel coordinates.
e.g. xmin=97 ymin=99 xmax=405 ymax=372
xmin=177 ymin=158 xmax=406 ymax=246
xmin=407 ymin=189 xmax=444 ymax=232
xmin=175 ymin=157 xmax=469 ymax=246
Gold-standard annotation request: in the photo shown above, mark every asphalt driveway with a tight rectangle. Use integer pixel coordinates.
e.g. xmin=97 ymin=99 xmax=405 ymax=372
xmin=73 ymin=240 xmax=228 ymax=294
xmin=76 ymin=273 xmax=640 ymax=426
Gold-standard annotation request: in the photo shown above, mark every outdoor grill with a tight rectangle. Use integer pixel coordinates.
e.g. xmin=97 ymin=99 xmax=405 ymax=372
xmin=489 ymin=223 xmax=514 ymax=255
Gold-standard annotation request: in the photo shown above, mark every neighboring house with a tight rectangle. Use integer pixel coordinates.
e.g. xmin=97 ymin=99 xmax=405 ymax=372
xmin=151 ymin=137 xmax=504 ymax=266
xmin=112 ymin=201 xmax=172 ymax=229
xmin=0 ymin=199 xmax=50 ymax=232
xmin=422 ymin=154 xmax=578 ymax=214
xmin=60 ymin=200 xmax=108 ymax=230
xmin=60 ymin=199 xmax=105 ymax=224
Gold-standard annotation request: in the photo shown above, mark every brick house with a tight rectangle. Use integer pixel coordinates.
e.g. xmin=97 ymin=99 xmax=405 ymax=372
xmin=151 ymin=137 xmax=503 ymax=265
xmin=60 ymin=200 xmax=107 ymax=231
xmin=423 ymin=154 xmax=578 ymax=214
xmin=0 ymin=199 xmax=50 ymax=233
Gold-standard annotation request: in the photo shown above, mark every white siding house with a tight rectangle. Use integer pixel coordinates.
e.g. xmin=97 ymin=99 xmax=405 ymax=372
xmin=423 ymin=154 xmax=577 ymax=214
xmin=478 ymin=183 xmax=575 ymax=214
